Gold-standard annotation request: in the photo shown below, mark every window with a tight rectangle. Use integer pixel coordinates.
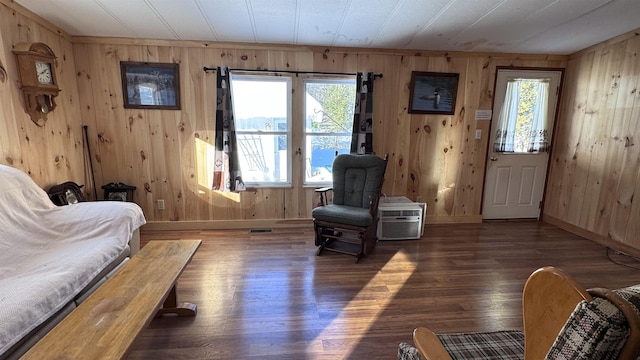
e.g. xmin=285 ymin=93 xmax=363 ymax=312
xmin=229 ymin=74 xmax=355 ymax=187
xmin=494 ymin=78 xmax=551 ymax=153
xmin=303 ymin=78 xmax=356 ymax=185
xmin=230 ymin=74 xmax=291 ymax=186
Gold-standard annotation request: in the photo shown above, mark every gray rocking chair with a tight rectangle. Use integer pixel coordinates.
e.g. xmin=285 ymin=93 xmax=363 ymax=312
xmin=312 ymin=153 xmax=388 ymax=262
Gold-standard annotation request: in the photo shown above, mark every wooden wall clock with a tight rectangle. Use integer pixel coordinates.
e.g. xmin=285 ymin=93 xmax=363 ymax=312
xmin=13 ymin=42 xmax=61 ymax=126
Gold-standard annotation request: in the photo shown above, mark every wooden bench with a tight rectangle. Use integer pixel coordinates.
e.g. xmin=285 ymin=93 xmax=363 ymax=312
xmin=21 ymin=239 xmax=201 ymax=359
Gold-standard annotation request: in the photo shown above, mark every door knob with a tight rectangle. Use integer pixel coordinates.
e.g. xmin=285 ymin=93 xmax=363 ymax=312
xmin=490 ymin=157 xmax=498 ymax=161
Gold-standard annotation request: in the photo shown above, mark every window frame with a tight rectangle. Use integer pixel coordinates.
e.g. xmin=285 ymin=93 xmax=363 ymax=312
xmin=229 ymin=73 xmax=292 ymax=187
xmin=227 ymin=73 xmax=356 ymax=188
xmin=302 ymin=77 xmax=356 ymax=186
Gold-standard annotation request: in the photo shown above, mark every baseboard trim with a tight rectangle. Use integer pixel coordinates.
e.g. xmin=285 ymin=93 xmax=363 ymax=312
xmin=143 ymin=219 xmax=312 ymax=231
xmin=425 ymin=215 xmax=483 ymax=224
xmin=542 ymin=214 xmax=640 ymax=258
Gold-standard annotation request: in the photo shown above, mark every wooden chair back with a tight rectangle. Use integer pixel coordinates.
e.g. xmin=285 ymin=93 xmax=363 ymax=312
xmin=522 ymin=266 xmax=592 ymax=359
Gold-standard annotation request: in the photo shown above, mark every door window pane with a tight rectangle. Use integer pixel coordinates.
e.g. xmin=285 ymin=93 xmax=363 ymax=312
xmin=494 ymin=78 xmax=550 ymax=153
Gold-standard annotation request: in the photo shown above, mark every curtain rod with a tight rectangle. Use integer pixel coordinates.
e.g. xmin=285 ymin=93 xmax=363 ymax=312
xmin=202 ymin=66 xmax=383 ymax=79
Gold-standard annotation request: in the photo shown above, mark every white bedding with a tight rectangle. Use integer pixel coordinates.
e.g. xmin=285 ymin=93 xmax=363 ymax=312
xmin=0 ymin=165 xmax=146 ymax=354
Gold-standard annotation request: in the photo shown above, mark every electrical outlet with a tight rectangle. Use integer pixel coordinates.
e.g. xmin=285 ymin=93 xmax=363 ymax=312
xmin=475 ymin=129 xmax=482 ymax=139
xmin=157 ymin=199 xmax=165 ymax=210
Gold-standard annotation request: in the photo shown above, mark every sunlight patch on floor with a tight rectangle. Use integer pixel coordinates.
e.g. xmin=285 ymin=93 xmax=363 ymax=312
xmin=312 ymin=249 xmax=417 ymax=357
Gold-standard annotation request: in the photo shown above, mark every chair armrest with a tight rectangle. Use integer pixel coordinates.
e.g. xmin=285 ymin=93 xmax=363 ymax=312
xmin=315 ymin=187 xmax=333 ymax=193
xmin=315 ymin=187 xmax=333 ymax=206
xmin=413 ymin=327 xmax=453 ymax=360
xmin=588 ymin=287 xmax=640 ymax=360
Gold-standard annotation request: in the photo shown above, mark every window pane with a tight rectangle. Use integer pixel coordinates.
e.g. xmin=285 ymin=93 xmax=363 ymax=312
xmin=496 ymin=79 xmax=550 ymax=154
xmin=237 ymin=134 xmax=288 ymax=183
xmin=305 ymin=80 xmax=355 ymax=133
xmin=231 ymin=75 xmax=291 ymax=185
xmin=513 ymin=80 xmax=548 ymax=153
xmin=305 ymin=135 xmax=351 ymax=183
xmin=304 ymin=78 xmax=356 ymax=184
xmin=231 ymin=79 xmax=288 ymax=132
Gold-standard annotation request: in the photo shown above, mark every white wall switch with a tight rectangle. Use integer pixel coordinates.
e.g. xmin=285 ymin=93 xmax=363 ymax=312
xmin=475 ymin=129 xmax=482 ymax=139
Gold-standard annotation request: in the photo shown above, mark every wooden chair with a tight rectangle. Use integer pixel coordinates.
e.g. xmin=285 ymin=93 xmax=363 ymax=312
xmin=406 ymin=267 xmax=640 ymax=360
xmin=312 ymin=153 xmax=388 ymax=262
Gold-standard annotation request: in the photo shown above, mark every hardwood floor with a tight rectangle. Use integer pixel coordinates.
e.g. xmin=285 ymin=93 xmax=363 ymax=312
xmin=127 ymin=221 xmax=640 ymax=360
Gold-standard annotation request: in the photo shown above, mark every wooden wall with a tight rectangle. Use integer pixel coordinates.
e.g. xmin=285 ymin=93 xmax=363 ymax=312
xmin=1 ymin=1 xmax=639 ymax=253
xmin=0 ymin=1 xmax=570 ymax=227
xmin=0 ymin=0 xmax=85 ymax=187
xmin=543 ymin=30 xmax=640 ymax=254
xmin=71 ymin=38 xmax=566 ymax=225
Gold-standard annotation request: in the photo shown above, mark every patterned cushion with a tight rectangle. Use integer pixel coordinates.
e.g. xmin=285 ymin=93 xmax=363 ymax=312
xmin=398 ymin=342 xmax=424 ymax=360
xmin=545 ymin=285 xmax=640 ymax=360
xmin=437 ymin=330 xmax=524 ymax=360
xmin=397 ymin=331 xmax=524 ymax=360
xmin=614 ymin=285 xmax=640 ymax=315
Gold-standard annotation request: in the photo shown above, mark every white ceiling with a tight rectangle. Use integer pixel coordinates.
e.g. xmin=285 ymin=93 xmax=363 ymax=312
xmin=14 ymin=0 xmax=640 ymax=55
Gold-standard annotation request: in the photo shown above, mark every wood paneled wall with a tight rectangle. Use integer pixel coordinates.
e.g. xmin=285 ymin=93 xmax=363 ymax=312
xmin=0 ymin=0 xmax=85 ymax=187
xmin=543 ymin=30 xmax=640 ymax=254
xmin=71 ymin=38 xmax=566 ymax=225
xmin=0 ymin=1 xmax=570 ymax=227
xmin=1 ymin=2 xmax=638 ymax=252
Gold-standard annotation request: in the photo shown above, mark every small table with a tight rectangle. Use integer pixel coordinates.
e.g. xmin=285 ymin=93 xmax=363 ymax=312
xmin=22 ymin=239 xmax=201 ymax=360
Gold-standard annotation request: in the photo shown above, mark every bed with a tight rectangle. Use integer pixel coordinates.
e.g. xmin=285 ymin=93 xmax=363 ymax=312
xmin=0 ymin=164 xmax=146 ymax=359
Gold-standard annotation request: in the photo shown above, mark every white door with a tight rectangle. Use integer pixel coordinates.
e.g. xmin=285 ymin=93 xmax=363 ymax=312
xmin=482 ymin=69 xmax=562 ymax=219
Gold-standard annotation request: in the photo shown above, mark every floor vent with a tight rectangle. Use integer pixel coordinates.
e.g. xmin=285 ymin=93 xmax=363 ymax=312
xmin=249 ymin=228 xmax=273 ymax=233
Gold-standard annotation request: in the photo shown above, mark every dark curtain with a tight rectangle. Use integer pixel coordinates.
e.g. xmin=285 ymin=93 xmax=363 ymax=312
xmin=350 ymin=72 xmax=375 ymax=154
xmin=212 ymin=66 xmax=245 ymax=191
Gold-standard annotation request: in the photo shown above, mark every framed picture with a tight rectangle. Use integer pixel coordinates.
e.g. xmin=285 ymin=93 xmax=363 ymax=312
xmin=408 ymin=71 xmax=459 ymax=115
xmin=101 ymin=182 xmax=136 ymax=202
xmin=120 ymin=61 xmax=181 ymax=110
xmin=107 ymin=191 xmax=128 ymax=202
